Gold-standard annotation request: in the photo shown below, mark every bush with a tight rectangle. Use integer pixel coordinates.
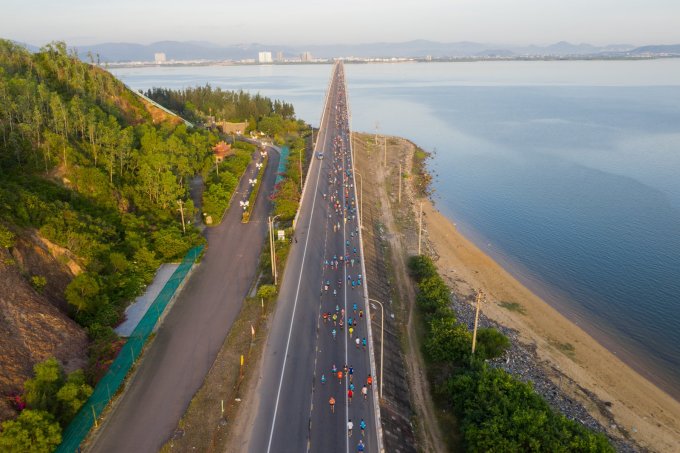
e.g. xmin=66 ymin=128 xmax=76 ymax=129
xmin=30 ymin=275 xmax=47 ymax=292
xmin=256 ymin=284 xmax=277 ymax=300
xmin=424 ymin=317 xmax=472 ymax=364
xmin=23 ymin=358 xmax=64 ymax=415
xmin=0 ymin=410 xmax=62 ymax=453
xmin=408 ymin=254 xmax=437 ymax=281
xmin=475 ymin=328 xmax=511 ymax=360
xmin=0 ymin=224 xmax=15 ymax=248
xmin=440 ymin=367 xmax=614 ymax=452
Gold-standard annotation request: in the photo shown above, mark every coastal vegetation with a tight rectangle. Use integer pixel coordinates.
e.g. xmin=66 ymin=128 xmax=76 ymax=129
xmin=0 ymin=38 xmax=307 ymax=446
xmin=408 ymin=255 xmax=613 ymax=452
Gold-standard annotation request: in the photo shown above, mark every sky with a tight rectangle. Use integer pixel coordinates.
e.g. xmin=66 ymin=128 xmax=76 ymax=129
xmin=2 ymin=0 xmax=680 ymax=47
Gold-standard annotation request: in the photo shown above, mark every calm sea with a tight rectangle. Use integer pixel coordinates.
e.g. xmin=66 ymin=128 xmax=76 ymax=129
xmin=111 ymin=60 xmax=680 ymax=399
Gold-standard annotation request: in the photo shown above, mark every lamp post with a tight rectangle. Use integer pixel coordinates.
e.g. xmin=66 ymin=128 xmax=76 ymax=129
xmin=418 ymin=202 xmax=423 ymax=255
xmin=268 ymin=214 xmax=281 ymax=285
xmin=368 ymin=297 xmax=385 ymax=399
xmin=354 ymin=170 xmax=363 ymax=229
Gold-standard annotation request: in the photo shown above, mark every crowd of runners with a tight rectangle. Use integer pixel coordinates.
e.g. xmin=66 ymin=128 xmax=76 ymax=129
xmin=317 ymin=69 xmax=373 ymax=452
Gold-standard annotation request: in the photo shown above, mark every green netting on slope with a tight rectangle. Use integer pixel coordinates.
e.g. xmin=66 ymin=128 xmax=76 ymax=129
xmin=275 ymin=145 xmax=289 ymax=185
xmin=55 ymin=245 xmax=204 ymax=453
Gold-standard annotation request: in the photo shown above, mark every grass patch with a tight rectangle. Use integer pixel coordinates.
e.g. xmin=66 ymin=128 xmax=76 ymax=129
xmin=550 ymin=339 xmax=576 ymax=359
xmin=498 ymin=301 xmax=526 ymax=315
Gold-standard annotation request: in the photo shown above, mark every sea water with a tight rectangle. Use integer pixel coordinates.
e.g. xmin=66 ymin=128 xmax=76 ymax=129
xmin=112 ymin=59 xmax=680 ymax=399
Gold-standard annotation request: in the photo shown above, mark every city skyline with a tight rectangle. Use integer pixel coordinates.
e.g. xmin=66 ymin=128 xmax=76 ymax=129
xmin=2 ymin=0 xmax=680 ymax=47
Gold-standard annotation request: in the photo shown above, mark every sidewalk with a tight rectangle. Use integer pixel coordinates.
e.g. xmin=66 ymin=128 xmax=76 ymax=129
xmin=115 ymin=264 xmax=179 ymax=337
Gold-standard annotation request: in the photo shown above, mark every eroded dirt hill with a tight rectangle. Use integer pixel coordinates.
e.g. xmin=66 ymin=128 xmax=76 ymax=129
xmin=0 ymin=237 xmax=87 ymax=422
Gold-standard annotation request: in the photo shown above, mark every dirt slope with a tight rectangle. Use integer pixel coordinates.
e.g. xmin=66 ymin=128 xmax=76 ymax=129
xmin=0 ymin=240 xmax=87 ymax=422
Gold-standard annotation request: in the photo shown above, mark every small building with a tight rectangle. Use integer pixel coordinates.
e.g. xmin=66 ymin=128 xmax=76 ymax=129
xmin=258 ymin=51 xmax=273 ymax=63
xmin=154 ymin=52 xmax=166 ymax=64
xmin=212 ymin=141 xmax=233 ymax=162
xmin=275 ymin=51 xmax=284 ymax=62
xmin=300 ymin=51 xmax=313 ymax=62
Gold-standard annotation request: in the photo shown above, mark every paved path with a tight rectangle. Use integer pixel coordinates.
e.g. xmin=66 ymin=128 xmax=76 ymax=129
xmin=89 ymin=147 xmax=279 ymax=453
xmin=247 ymin=62 xmax=383 ymax=453
xmin=114 ymin=263 xmax=179 ymax=337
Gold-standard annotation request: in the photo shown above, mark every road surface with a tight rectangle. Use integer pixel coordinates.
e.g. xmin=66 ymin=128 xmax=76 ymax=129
xmin=247 ymin=62 xmax=383 ymax=453
xmin=89 ymin=146 xmax=279 ymax=453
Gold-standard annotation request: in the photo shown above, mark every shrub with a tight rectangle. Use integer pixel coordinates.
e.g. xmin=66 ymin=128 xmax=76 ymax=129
xmin=475 ymin=327 xmax=511 ymax=360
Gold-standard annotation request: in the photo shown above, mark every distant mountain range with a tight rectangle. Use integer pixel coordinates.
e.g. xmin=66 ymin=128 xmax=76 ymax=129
xmin=16 ymin=40 xmax=680 ymax=62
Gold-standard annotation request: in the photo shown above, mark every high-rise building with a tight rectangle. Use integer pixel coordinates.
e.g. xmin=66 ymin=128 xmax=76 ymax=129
xmin=154 ymin=52 xmax=166 ymax=64
xmin=300 ymin=51 xmax=313 ymax=62
xmin=275 ymin=51 xmax=284 ymax=62
xmin=258 ymin=51 xmax=273 ymax=63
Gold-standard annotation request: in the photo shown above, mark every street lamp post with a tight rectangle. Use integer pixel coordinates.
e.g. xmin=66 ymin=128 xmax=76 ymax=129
xmin=368 ymin=298 xmax=385 ymax=400
xmin=268 ymin=215 xmax=281 ymax=285
xmin=418 ymin=202 xmax=423 ymax=255
xmin=354 ymin=171 xmax=363 ymax=229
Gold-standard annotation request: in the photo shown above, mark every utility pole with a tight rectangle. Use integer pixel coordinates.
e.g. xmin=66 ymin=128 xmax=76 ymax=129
xmin=471 ymin=291 xmax=483 ymax=354
xmin=374 ymin=121 xmax=380 ymax=144
xmin=215 ymin=155 xmax=219 ymax=175
xmin=418 ymin=202 xmax=423 ymax=255
xmin=299 ymin=152 xmax=303 ymax=191
xmin=398 ymin=163 xmax=402 ymax=204
xmin=177 ymin=200 xmax=186 ymax=234
xmin=383 ymin=136 xmax=387 ymax=166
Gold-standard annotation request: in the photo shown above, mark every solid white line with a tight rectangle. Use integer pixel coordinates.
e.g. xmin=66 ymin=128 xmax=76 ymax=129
xmin=343 ymin=62 xmax=385 ymax=453
xmin=265 ymin=69 xmax=335 ymax=453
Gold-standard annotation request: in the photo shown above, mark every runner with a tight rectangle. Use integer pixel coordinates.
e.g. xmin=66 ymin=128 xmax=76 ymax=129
xmin=321 ymin=374 xmax=326 ymax=384
xmin=348 ymin=419 xmax=353 ymax=437
xmin=357 ymin=439 xmax=365 ymax=452
xmin=361 ymin=385 xmax=368 ymax=400
xmin=348 ymin=388 xmax=353 ymax=404
xmin=367 ymin=374 xmax=373 ymax=387
xmin=329 ymin=396 xmax=336 ymax=413
xmin=360 ymin=419 xmax=366 ymax=437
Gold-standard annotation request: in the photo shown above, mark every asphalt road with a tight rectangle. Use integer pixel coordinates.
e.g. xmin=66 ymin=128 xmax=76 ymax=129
xmin=89 ymin=146 xmax=279 ymax=453
xmin=247 ymin=62 xmax=382 ymax=453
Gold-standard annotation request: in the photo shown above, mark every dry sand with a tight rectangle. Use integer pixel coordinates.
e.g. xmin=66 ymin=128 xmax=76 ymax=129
xmin=420 ymin=195 xmax=680 ymax=452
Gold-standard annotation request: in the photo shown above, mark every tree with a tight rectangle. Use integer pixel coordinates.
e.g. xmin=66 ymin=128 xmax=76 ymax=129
xmin=257 ymin=284 xmax=277 ymax=300
xmin=0 ymin=410 xmax=62 ymax=453
xmin=424 ymin=317 xmax=472 ymax=364
xmin=23 ymin=358 xmax=64 ymax=414
xmin=65 ymin=273 xmax=100 ymax=312
xmin=56 ymin=369 xmax=93 ymax=425
xmin=408 ymin=255 xmax=437 ymax=281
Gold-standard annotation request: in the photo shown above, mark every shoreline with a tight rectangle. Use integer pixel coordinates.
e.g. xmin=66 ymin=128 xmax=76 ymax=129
xmin=417 ymin=185 xmax=680 ymax=452
xmin=436 ymin=201 xmax=680 ymax=402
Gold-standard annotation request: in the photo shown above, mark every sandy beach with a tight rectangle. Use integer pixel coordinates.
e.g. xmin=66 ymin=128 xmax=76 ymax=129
xmin=418 ymin=177 xmax=680 ymax=452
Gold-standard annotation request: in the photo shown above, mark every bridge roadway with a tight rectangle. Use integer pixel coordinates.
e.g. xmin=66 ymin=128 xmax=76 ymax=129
xmin=247 ymin=62 xmax=382 ymax=452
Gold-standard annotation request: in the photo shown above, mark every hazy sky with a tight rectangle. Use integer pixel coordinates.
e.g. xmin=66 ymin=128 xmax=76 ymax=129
xmin=2 ymin=0 xmax=680 ymax=46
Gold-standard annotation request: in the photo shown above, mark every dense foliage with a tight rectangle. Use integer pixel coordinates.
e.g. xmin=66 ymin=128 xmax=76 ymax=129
xmin=202 ymin=141 xmax=253 ymax=225
xmin=0 ymin=40 xmax=210 ymax=339
xmin=408 ymin=255 xmax=612 ymax=452
xmin=0 ymin=358 xmax=94 ymax=449
xmin=145 ymin=85 xmax=296 ymax=127
xmin=0 ymin=409 xmax=61 ymax=453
